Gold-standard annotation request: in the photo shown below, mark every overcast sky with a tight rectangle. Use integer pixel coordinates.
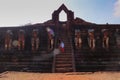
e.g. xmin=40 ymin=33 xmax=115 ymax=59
xmin=0 ymin=0 xmax=120 ymax=27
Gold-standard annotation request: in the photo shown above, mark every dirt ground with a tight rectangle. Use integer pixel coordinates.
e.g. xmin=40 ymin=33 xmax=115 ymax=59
xmin=0 ymin=71 xmax=120 ymax=80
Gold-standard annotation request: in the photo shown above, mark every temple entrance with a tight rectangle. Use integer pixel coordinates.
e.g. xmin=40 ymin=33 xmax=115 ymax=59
xmin=59 ymin=10 xmax=67 ymax=22
xmin=59 ymin=10 xmax=67 ymax=31
xmin=52 ymin=4 xmax=74 ymax=32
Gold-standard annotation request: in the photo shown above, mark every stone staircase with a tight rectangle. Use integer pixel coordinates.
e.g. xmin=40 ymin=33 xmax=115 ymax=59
xmin=53 ymin=27 xmax=75 ymax=73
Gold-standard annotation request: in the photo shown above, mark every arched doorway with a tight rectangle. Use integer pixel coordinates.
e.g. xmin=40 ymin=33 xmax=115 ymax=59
xmin=52 ymin=4 xmax=74 ymax=31
xmin=59 ymin=10 xmax=67 ymax=30
xmin=59 ymin=10 xmax=67 ymax=22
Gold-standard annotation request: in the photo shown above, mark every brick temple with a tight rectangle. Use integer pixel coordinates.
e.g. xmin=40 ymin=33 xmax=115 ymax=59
xmin=0 ymin=4 xmax=120 ymax=73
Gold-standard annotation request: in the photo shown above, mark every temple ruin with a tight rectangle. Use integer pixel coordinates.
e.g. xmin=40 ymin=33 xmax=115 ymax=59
xmin=0 ymin=4 xmax=120 ymax=73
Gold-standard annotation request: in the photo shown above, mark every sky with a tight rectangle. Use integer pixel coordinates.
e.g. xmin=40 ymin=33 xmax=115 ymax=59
xmin=0 ymin=0 xmax=120 ymax=27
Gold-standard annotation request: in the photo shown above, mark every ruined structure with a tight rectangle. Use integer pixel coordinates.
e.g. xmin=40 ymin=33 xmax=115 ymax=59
xmin=0 ymin=4 xmax=120 ymax=73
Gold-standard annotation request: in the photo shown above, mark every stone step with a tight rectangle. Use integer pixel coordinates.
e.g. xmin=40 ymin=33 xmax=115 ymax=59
xmin=65 ymin=46 xmax=72 ymax=48
xmin=64 ymin=49 xmax=72 ymax=51
xmin=55 ymin=60 xmax=72 ymax=64
xmin=62 ymin=42 xmax=70 ymax=44
xmin=56 ymin=55 xmax=72 ymax=58
xmin=56 ymin=52 xmax=72 ymax=54
xmin=56 ymin=53 xmax=72 ymax=55
xmin=56 ymin=53 xmax=72 ymax=58
xmin=55 ymin=67 xmax=73 ymax=72
xmin=64 ymin=44 xmax=71 ymax=46
xmin=56 ymin=64 xmax=72 ymax=67
xmin=63 ymin=47 xmax=72 ymax=49
xmin=56 ymin=57 xmax=72 ymax=60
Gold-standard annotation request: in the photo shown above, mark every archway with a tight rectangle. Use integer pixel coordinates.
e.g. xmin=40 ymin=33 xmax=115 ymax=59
xmin=59 ymin=10 xmax=67 ymax=22
xmin=52 ymin=4 xmax=74 ymax=32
